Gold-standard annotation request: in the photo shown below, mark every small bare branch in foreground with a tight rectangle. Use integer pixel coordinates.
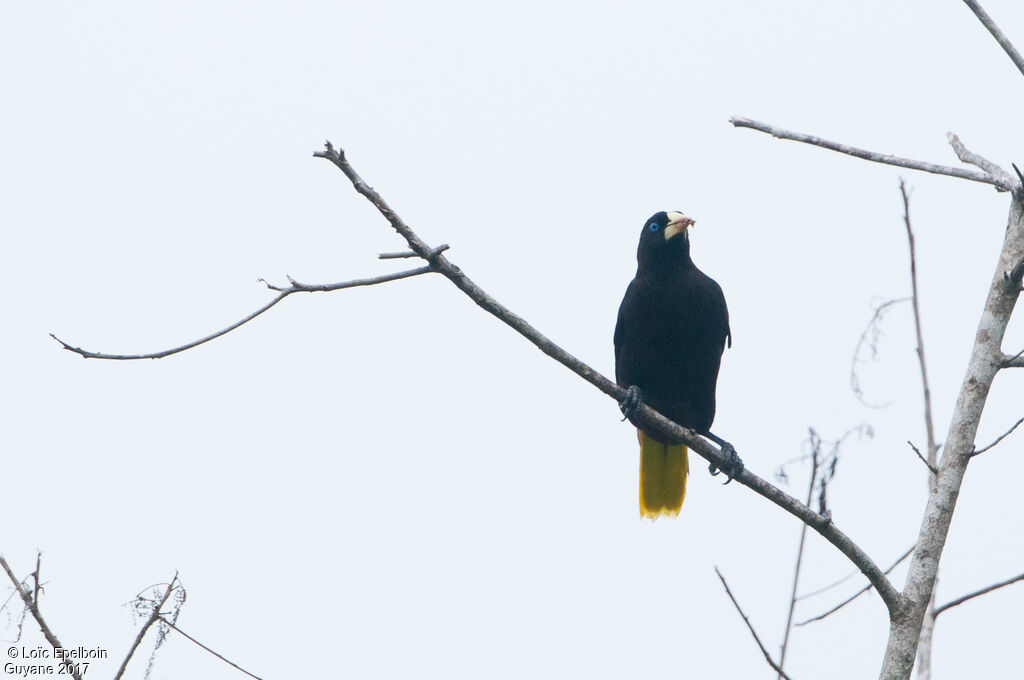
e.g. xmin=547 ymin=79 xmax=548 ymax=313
xmin=778 ymin=437 xmax=820 ymax=676
xmin=907 ymin=441 xmax=938 ymax=475
xmin=971 ymin=417 xmax=1024 ymax=456
xmin=934 ymin=571 xmax=1024 ymax=616
xmin=715 ymin=568 xmax=794 ymax=680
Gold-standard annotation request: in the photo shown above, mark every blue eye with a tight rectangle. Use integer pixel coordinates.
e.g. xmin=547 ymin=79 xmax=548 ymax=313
xmin=648 ymin=223 xmax=659 ymax=232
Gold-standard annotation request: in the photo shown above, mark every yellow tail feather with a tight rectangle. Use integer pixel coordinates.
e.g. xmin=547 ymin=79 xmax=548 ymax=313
xmin=639 ymin=431 xmax=689 ymax=519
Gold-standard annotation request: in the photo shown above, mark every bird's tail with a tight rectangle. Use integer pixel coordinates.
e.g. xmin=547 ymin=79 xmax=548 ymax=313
xmin=639 ymin=431 xmax=689 ymax=519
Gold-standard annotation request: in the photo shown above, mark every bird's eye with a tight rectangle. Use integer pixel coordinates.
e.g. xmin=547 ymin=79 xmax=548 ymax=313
xmin=648 ymin=223 xmax=659 ymax=232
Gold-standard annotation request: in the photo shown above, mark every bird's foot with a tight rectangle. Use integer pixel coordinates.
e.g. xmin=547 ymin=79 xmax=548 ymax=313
xmin=619 ymin=385 xmax=642 ymax=422
xmin=707 ymin=439 xmax=744 ymax=484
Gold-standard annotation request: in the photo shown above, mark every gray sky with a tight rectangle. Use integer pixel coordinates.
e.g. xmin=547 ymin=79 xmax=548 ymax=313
xmin=3 ymin=1 xmax=1023 ymax=678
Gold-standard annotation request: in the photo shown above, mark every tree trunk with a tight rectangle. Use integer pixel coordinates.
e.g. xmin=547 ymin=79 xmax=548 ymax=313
xmin=878 ymin=194 xmax=1024 ymax=679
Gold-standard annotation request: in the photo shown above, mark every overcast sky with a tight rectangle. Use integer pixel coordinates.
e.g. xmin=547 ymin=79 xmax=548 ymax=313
xmin=3 ymin=1 xmax=1024 ymax=678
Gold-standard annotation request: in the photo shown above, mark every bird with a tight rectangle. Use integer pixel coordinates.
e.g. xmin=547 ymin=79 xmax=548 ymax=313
xmin=614 ymin=210 xmax=733 ymax=518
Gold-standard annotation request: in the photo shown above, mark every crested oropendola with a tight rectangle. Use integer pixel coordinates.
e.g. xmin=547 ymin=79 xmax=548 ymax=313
xmin=614 ymin=210 xmax=738 ymax=518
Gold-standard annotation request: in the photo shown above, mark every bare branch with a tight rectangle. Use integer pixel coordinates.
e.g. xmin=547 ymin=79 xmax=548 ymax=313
xmin=315 ymin=141 xmax=902 ymax=614
xmin=31 ymin=553 xmax=42 ymax=607
xmin=971 ymin=417 xmax=1024 ymax=456
xmin=962 ymin=0 xmax=1024 ymax=80
xmin=796 ymin=546 xmax=914 ymax=626
xmin=50 ymin=265 xmax=433 ymax=360
xmin=778 ymin=441 xmax=819 ymax=676
xmin=157 ymin=616 xmax=264 ymax=680
xmin=798 ymin=544 xmax=915 ymax=602
xmin=1003 ymin=347 xmax=1024 ymax=368
xmin=715 ymin=568 xmax=795 ymax=680
xmin=934 ymin=571 xmax=1024 ymax=616
xmin=850 ymin=297 xmax=911 ymax=408
xmin=379 ymin=244 xmax=449 ymax=260
xmin=0 ymin=555 xmax=82 ymax=680
xmin=907 ymin=441 xmax=938 ymax=475
xmin=113 ymin=574 xmax=179 ymax=680
xmin=730 ymin=117 xmax=1013 ymax=191
xmin=797 ymin=570 xmax=861 ymax=602
xmin=900 ymin=180 xmax=941 ymax=477
xmin=946 ymin=132 xmax=1014 ymax=186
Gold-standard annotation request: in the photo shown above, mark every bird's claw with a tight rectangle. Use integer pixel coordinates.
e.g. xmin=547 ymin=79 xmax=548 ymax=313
xmin=619 ymin=385 xmax=642 ymax=422
xmin=708 ymin=442 xmax=744 ymax=484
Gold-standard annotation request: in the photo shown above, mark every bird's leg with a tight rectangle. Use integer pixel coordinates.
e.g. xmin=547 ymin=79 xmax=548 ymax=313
xmin=705 ymin=431 xmax=744 ymax=484
xmin=618 ymin=385 xmax=643 ymax=422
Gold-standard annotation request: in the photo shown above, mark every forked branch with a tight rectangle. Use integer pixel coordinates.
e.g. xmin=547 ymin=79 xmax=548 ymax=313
xmin=51 ymin=266 xmax=433 ymax=360
xmin=0 ymin=555 xmax=82 ymax=680
xmin=313 ymin=141 xmax=901 ymax=614
xmin=796 ymin=546 xmax=914 ymax=627
xmin=730 ymin=117 xmax=1014 ymax=191
xmin=971 ymin=416 xmax=1024 ymax=456
xmin=113 ymin=575 xmax=180 ymax=680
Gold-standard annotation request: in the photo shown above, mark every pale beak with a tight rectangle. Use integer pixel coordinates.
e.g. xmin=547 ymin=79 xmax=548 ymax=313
xmin=664 ymin=212 xmax=696 ymax=241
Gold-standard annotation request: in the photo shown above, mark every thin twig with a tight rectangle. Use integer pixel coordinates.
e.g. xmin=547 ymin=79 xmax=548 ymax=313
xmin=797 ymin=543 xmax=915 ymax=601
xmin=715 ymin=568 xmax=795 ymax=680
xmin=934 ymin=571 xmax=1024 ymax=616
xmin=0 ymin=555 xmax=82 ymax=680
xmin=113 ymin=575 xmax=179 ymax=680
xmin=797 ymin=570 xmax=861 ymax=602
xmin=961 ymin=0 xmax=1024 ymax=80
xmin=730 ymin=117 xmax=1013 ymax=191
xmin=778 ymin=441 xmax=819 ymax=676
xmin=157 ymin=616 xmax=263 ymax=680
xmin=901 ymin=180 xmax=941 ymax=477
xmin=796 ymin=546 xmax=915 ymax=626
xmin=850 ymin=297 xmax=912 ymax=407
xmin=907 ymin=441 xmax=938 ymax=475
xmin=50 ymin=265 xmax=433 ymax=360
xmin=31 ymin=552 xmax=42 ymax=606
xmin=315 ymin=141 xmax=902 ymax=615
xmin=379 ymin=244 xmax=449 ymax=259
xmin=971 ymin=417 xmax=1024 ymax=456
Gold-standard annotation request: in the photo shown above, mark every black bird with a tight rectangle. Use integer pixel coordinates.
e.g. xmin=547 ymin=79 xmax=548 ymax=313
xmin=614 ymin=210 xmax=735 ymax=518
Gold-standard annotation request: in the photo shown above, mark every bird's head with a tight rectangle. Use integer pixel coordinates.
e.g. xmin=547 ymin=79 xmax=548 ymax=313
xmin=636 ymin=210 xmax=695 ymax=270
